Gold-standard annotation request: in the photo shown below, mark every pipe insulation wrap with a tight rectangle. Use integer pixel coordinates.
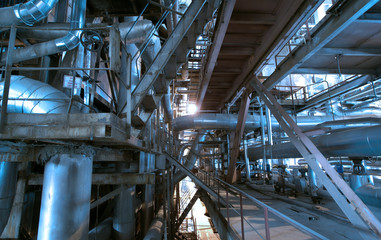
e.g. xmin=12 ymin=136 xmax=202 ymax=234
xmin=248 ymin=125 xmax=381 ymax=159
xmin=0 ymin=0 xmax=86 ymax=65
xmin=0 ymin=0 xmax=58 ymax=27
xmin=0 ymin=76 xmax=80 ymax=113
xmin=0 ymin=162 xmax=18 ymax=235
xmin=37 ymin=154 xmax=93 ymax=240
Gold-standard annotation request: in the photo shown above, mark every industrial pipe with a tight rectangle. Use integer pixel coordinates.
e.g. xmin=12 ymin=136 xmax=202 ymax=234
xmin=143 ymin=206 xmax=164 ymax=240
xmin=0 ymin=0 xmax=86 ymax=65
xmin=37 ymin=153 xmax=93 ymax=240
xmin=247 ymin=125 xmax=381 ymax=159
xmin=89 ymin=218 xmax=113 ymax=240
xmin=0 ymin=162 xmax=18 ymax=235
xmin=174 ymin=130 xmax=206 ymax=184
xmin=0 ymin=75 xmax=80 ymax=113
xmin=162 ymin=86 xmax=173 ymax=124
xmin=0 ymin=0 xmax=58 ymax=27
xmin=113 ymin=185 xmax=136 ymax=240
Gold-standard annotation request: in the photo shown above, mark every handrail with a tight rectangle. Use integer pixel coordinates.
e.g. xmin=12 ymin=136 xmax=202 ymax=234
xmin=196 ymin=169 xmax=329 ymax=240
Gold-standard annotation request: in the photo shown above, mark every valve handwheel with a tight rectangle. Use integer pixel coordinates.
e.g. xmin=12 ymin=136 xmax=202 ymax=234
xmin=80 ymin=30 xmax=103 ymax=52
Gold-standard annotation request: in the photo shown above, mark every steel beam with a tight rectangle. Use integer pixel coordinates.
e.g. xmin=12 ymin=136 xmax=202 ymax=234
xmin=318 ymin=47 xmax=381 ymax=56
xmin=220 ymin=0 xmax=324 ymax=109
xmin=131 ymin=0 xmax=207 ymax=112
xmin=226 ymin=90 xmax=250 ymax=184
xmin=175 ymin=189 xmax=201 ymax=230
xmin=301 ymin=75 xmax=372 ymax=111
xmin=28 ymin=173 xmax=155 ymax=185
xmin=0 ymin=25 xmax=17 ymax=132
xmin=196 ymin=0 xmax=236 ymax=108
xmin=250 ymin=77 xmax=381 ymax=239
xmin=262 ymin=0 xmax=379 ymax=90
xmin=90 ymin=187 xmax=125 ymax=210
xmin=293 ymin=68 xmax=377 ymax=75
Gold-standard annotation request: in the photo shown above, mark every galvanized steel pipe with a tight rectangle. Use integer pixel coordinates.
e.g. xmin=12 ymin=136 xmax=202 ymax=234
xmin=0 ymin=0 xmax=58 ymax=27
xmin=0 ymin=76 xmax=80 ymax=113
xmin=248 ymin=125 xmax=381 ymax=159
xmin=0 ymin=162 xmax=18 ymax=235
xmin=0 ymin=0 xmax=86 ymax=65
xmin=37 ymin=154 xmax=93 ymax=240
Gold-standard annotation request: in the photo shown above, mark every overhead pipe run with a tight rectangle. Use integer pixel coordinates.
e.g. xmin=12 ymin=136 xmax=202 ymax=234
xmin=0 ymin=0 xmax=59 ymax=27
xmin=0 ymin=0 xmax=86 ymax=65
xmin=248 ymin=125 xmax=381 ymax=160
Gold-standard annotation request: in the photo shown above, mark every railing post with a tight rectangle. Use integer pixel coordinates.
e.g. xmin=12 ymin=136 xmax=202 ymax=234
xmin=264 ymin=207 xmax=270 ymax=240
xmin=226 ymin=184 xmax=229 ymax=224
xmin=240 ymin=193 xmax=245 ymax=240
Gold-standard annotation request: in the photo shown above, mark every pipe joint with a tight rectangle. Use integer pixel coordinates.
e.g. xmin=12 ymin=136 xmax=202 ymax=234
xmin=14 ymin=0 xmax=59 ymax=26
xmin=55 ymin=30 xmax=81 ymax=51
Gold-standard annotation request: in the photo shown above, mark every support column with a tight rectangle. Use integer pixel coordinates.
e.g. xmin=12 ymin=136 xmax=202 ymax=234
xmin=37 ymin=154 xmax=93 ymax=240
xmin=226 ymin=89 xmax=251 ymax=183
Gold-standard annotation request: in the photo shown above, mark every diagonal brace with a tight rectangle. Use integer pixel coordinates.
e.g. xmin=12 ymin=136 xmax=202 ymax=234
xmin=175 ymin=189 xmax=201 ymax=230
xmin=250 ymin=77 xmax=381 ymax=239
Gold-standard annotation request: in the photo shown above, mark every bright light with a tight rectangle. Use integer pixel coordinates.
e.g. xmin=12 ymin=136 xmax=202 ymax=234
xmin=187 ymin=103 xmax=197 ymax=114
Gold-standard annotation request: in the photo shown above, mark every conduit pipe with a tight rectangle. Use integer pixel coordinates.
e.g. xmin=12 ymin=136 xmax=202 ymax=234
xmin=0 ymin=75 xmax=80 ymax=113
xmin=162 ymin=86 xmax=173 ymax=124
xmin=248 ymin=125 xmax=381 ymax=160
xmin=0 ymin=0 xmax=86 ymax=65
xmin=0 ymin=0 xmax=58 ymax=27
xmin=0 ymin=162 xmax=18 ymax=235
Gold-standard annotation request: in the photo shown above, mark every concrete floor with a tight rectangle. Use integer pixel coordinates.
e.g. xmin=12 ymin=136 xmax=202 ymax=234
xmin=231 ymin=183 xmax=381 ymax=239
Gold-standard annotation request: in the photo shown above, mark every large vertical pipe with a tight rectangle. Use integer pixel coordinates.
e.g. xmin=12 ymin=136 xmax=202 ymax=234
xmin=243 ymin=136 xmax=252 ymax=182
xmin=0 ymin=162 xmax=18 ymax=235
xmin=37 ymin=154 xmax=93 ymax=240
xmin=113 ymin=185 xmax=136 ymax=240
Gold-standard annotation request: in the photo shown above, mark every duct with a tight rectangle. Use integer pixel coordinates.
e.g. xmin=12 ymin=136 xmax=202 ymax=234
xmin=174 ymin=130 xmax=206 ymax=184
xmin=113 ymin=185 xmax=136 ymax=240
xmin=0 ymin=0 xmax=58 ymax=27
xmin=314 ymin=117 xmax=381 ymax=132
xmin=37 ymin=153 xmax=93 ymax=240
xmin=0 ymin=0 xmax=86 ymax=65
xmin=88 ymin=218 xmax=113 ymax=240
xmin=172 ymin=113 xmax=338 ymax=132
xmin=248 ymin=125 xmax=381 ymax=160
xmin=0 ymin=162 xmax=18 ymax=235
xmin=0 ymin=75 xmax=80 ymax=113
xmin=162 ymin=86 xmax=173 ymax=124
xmin=143 ymin=206 xmax=164 ymax=240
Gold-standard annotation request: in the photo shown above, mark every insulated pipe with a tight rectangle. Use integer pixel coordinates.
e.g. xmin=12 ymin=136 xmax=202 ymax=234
xmin=113 ymin=185 xmax=136 ymax=240
xmin=174 ymin=130 xmax=206 ymax=184
xmin=143 ymin=206 xmax=164 ymax=240
xmin=89 ymin=218 xmax=113 ymax=240
xmin=37 ymin=154 xmax=93 ymax=240
xmin=248 ymin=125 xmax=381 ymax=159
xmin=0 ymin=162 xmax=18 ymax=235
xmin=0 ymin=0 xmax=86 ymax=65
xmin=0 ymin=0 xmax=58 ymax=27
xmin=162 ymin=86 xmax=173 ymax=124
xmin=173 ymin=113 xmax=381 ymax=132
xmin=0 ymin=76 xmax=80 ymax=113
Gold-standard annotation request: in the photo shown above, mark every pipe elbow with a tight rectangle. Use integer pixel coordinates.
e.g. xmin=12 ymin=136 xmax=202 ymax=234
xmin=55 ymin=30 xmax=81 ymax=51
xmin=14 ymin=0 xmax=59 ymax=26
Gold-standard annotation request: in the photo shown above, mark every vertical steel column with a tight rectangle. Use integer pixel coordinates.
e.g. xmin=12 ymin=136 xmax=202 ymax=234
xmin=37 ymin=154 xmax=93 ymax=240
xmin=0 ymin=24 xmax=16 ymax=132
xmin=250 ymin=77 xmax=381 ymax=238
